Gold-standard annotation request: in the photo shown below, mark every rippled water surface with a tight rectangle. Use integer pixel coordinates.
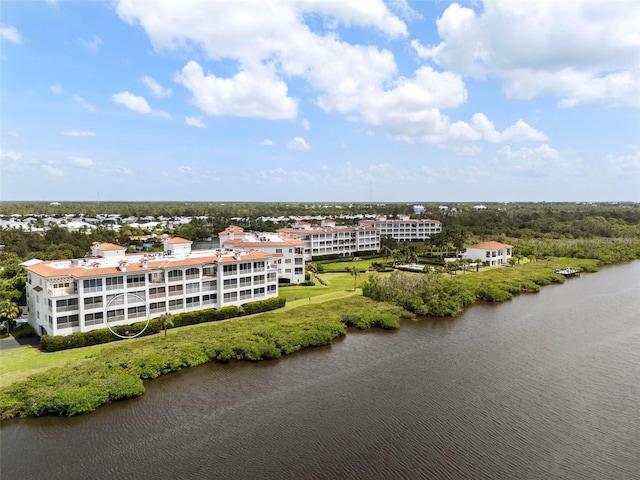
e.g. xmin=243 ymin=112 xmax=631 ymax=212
xmin=2 ymin=262 xmax=639 ymax=479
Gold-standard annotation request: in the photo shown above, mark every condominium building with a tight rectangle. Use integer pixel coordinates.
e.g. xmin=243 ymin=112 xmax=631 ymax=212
xmin=358 ymin=215 xmax=441 ymax=241
xmin=218 ymin=226 xmax=306 ymax=283
xmin=21 ymin=237 xmax=279 ymax=336
xmin=461 ymin=241 xmax=512 ymax=266
xmin=277 ymin=218 xmax=379 ymax=260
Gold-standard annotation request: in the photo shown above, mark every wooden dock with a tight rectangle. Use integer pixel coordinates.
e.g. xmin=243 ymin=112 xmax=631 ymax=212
xmin=555 ymin=268 xmax=581 ymax=277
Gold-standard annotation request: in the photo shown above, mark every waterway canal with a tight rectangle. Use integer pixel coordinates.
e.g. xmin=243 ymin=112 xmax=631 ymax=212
xmin=1 ymin=261 xmax=639 ymax=479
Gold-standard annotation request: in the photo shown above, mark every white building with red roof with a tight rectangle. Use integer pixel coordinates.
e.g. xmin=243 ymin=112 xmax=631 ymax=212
xmin=358 ymin=215 xmax=441 ymax=241
xmin=21 ymin=238 xmax=279 ymax=336
xmin=461 ymin=241 xmax=513 ymax=266
xmin=277 ymin=218 xmax=379 ymax=260
xmin=218 ymin=226 xmax=305 ymax=283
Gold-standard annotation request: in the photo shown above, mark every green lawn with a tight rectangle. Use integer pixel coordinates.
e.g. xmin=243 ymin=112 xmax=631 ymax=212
xmin=317 ymin=258 xmax=381 ymax=272
xmin=0 ymin=343 xmax=109 ymax=388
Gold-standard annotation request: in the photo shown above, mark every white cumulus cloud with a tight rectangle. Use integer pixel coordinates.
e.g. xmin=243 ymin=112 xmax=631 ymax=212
xmin=417 ymin=0 xmax=640 ymax=107
xmin=73 ymin=95 xmax=96 ymax=112
xmin=185 ymin=116 xmax=205 ymax=128
xmin=112 ymin=91 xmax=171 ymax=119
xmin=51 ymin=84 xmax=64 ymax=95
xmin=287 ymin=137 xmax=310 ymax=152
xmin=142 ymin=75 xmax=173 ymax=97
xmin=175 ymin=61 xmax=297 ymax=120
xmin=68 ymin=156 xmax=101 ymax=168
xmin=0 ymin=25 xmax=22 ymax=44
xmin=260 ymin=139 xmax=275 ymax=146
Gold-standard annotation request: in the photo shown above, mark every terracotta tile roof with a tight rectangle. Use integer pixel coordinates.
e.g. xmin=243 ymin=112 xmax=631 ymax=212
xmin=466 ymin=241 xmax=512 ymax=250
xmin=167 ymin=237 xmax=192 ymax=244
xmin=95 ymin=243 xmax=126 ymax=251
xmin=24 ymin=250 xmax=273 ymax=278
xmin=359 ymin=219 xmax=440 ymax=224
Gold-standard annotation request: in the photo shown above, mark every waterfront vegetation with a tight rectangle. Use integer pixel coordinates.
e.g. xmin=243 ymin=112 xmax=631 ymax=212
xmin=1 ymin=202 xmax=639 ymax=419
xmin=0 ymin=296 xmax=410 ymax=419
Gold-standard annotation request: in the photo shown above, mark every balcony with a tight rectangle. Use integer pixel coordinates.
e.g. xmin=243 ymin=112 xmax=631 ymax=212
xmin=48 ymin=287 xmax=77 ymax=298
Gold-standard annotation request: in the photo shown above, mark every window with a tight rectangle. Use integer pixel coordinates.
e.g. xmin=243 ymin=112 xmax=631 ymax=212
xmin=148 ymin=270 xmax=165 ymax=283
xmin=127 ymin=291 xmax=146 ymax=303
xmin=83 ymin=278 xmax=102 ymax=293
xmin=167 ymin=269 xmax=183 ymax=282
xmin=223 ymin=292 xmax=237 ymax=302
xmin=295 ymin=267 xmax=303 ymax=275
xmin=185 ymin=268 xmax=199 ymax=280
xmin=127 ymin=274 xmax=145 ymax=288
xmin=168 ymin=285 xmax=183 ymax=296
xmin=106 ymin=276 xmax=124 ymax=291
xmin=239 ymin=262 xmax=251 ymax=274
xmin=202 ymin=265 xmax=217 ymax=277
xmin=84 ymin=296 xmax=103 ymax=309
xmin=239 ymin=289 xmax=252 ymax=300
xmin=223 ymin=278 xmax=237 ymax=290
xmin=185 ymin=282 xmax=199 ymax=294
xmin=267 ymin=285 xmax=276 ymax=293
xmin=128 ymin=305 xmax=146 ymax=319
xmin=202 ymin=280 xmax=216 ymax=291
xmin=57 ymin=314 xmax=79 ymax=329
xmin=253 ymin=274 xmax=265 ymax=285
xmin=253 ymin=261 xmax=265 ymax=271
xmin=239 ymin=276 xmax=252 ymax=287
xmin=56 ymin=298 xmax=79 ymax=312
xmin=202 ymin=294 xmax=217 ymax=305
xmin=223 ymin=264 xmax=237 ymax=275
xmin=186 ymin=296 xmax=200 ymax=307
xmin=47 ymin=299 xmax=52 ymax=311
xmin=285 ymin=259 xmax=291 ymax=263
xmin=275 ymin=248 xmax=282 ymax=254
xmin=85 ymin=312 xmax=104 ymax=326
xmin=168 ymin=299 xmax=183 ymax=309
xmin=106 ymin=293 xmax=125 ymax=306
xmin=267 ymin=272 xmax=276 ymax=282
xmin=150 ymin=301 xmax=166 ymax=314
xmin=294 ymin=258 xmax=303 ymax=265
xmin=107 ymin=309 xmax=125 ymax=322
xmin=149 ymin=286 xmax=166 ymax=299
xmin=253 ymin=287 xmax=265 ymax=298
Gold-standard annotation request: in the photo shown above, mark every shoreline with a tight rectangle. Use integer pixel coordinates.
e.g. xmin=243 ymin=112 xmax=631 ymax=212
xmin=0 ymin=257 xmax=615 ymax=421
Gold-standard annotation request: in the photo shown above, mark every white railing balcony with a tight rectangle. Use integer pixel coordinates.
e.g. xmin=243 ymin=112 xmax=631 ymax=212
xmin=49 ymin=287 xmax=77 ymax=297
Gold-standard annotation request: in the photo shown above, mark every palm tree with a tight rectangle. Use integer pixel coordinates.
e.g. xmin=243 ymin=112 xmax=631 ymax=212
xmin=345 ymin=266 xmax=360 ymax=291
xmin=0 ymin=300 xmax=20 ymax=333
xmin=379 ymin=245 xmax=392 ymax=264
xmin=158 ymin=312 xmax=174 ymax=337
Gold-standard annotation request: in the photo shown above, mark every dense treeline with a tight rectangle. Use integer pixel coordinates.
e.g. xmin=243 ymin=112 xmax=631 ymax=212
xmin=363 ymin=258 xmax=601 ymax=316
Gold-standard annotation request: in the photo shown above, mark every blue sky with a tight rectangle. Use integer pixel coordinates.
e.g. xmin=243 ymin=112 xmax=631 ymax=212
xmin=1 ymin=0 xmax=639 ymax=202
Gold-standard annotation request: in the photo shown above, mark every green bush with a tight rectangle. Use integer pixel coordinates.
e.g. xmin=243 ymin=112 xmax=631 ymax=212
xmin=12 ymin=323 xmax=36 ymax=339
xmin=40 ymin=297 xmax=286 ymax=352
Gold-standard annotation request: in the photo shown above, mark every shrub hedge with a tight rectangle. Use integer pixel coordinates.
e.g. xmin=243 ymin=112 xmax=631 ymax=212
xmin=40 ymin=297 xmax=286 ymax=352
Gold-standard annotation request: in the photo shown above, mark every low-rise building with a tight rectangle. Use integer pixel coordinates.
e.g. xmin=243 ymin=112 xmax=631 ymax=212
xmin=22 ymin=238 xmax=279 ymax=336
xmin=358 ymin=215 xmax=442 ymax=241
xmin=218 ymin=225 xmax=306 ymax=283
xmin=461 ymin=241 xmax=512 ymax=266
xmin=277 ymin=218 xmax=379 ymax=260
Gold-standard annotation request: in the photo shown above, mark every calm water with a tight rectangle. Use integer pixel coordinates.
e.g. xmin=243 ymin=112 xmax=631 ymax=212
xmin=2 ymin=262 xmax=639 ymax=480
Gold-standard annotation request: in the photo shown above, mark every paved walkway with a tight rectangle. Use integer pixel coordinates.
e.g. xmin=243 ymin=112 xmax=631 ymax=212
xmin=0 ymin=335 xmax=40 ymax=350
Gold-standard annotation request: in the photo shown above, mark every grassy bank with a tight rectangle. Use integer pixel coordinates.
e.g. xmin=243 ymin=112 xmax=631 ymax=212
xmin=363 ymin=257 xmax=600 ymax=316
xmin=0 ymin=296 xmax=410 ymax=419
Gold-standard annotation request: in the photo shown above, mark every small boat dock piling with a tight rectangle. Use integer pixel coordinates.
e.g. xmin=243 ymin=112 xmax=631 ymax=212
xmin=555 ymin=267 xmax=581 ymax=278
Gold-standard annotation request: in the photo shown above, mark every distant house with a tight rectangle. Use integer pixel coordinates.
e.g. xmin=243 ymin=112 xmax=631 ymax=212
xmin=461 ymin=241 xmax=512 ymax=266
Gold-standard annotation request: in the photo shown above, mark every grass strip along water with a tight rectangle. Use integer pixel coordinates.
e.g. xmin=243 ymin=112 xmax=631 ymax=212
xmin=0 ymin=296 xmax=410 ymax=419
